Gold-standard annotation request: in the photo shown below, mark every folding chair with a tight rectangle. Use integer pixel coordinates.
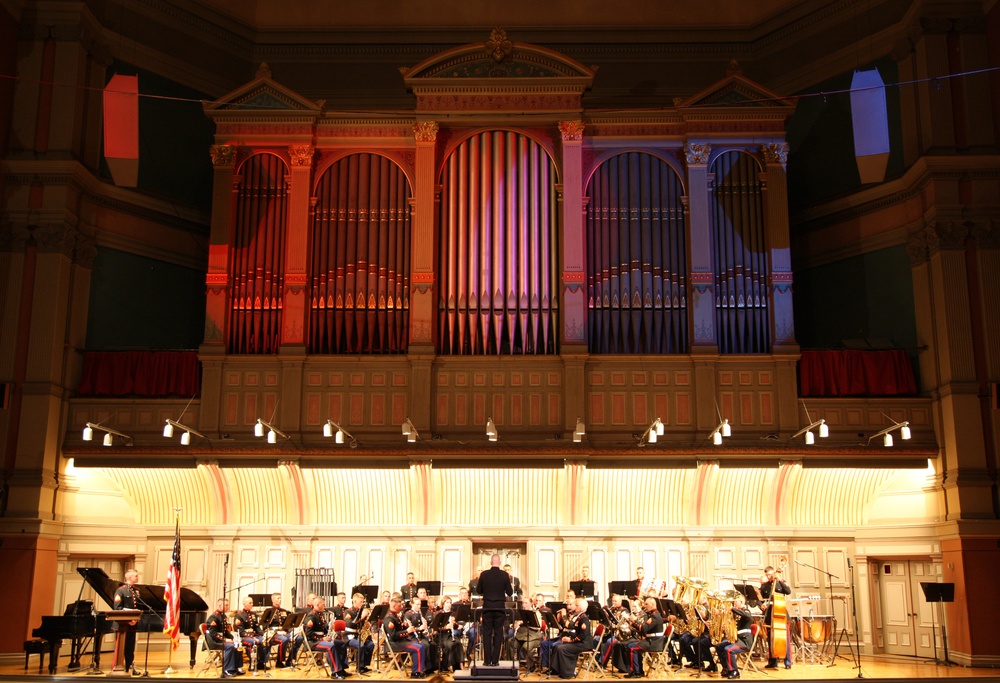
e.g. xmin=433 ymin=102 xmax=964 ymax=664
xmin=381 ymin=625 xmax=412 ymax=678
xmin=735 ymin=624 xmax=762 ymax=676
xmin=643 ymin=624 xmax=674 ymax=678
xmin=198 ymin=623 xmax=223 ymax=676
xmin=582 ymin=623 xmax=607 ymax=677
xmin=295 ymin=628 xmax=331 ymax=677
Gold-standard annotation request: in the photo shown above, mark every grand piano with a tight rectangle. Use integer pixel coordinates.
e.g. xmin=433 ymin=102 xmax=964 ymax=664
xmin=31 ymin=567 xmax=209 ymax=673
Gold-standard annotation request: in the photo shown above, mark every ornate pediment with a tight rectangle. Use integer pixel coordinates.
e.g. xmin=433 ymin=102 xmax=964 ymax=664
xmin=204 ymin=63 xmax=323 ymax=114
xmin=677 ymin=66 xmax=793 ymax=109
xmin=401 ymin=30 xmax=594 ymax=115
xmin=403 ymin=29 xmax=595 ymax=82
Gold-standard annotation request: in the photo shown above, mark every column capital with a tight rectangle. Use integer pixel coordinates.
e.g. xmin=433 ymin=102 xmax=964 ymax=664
xmin=684 ymin=142 xmax=711 ymax=166
xmin=558 ymin=120 xmax=585 ymax=141
xmin=413 ymin=121 xmax=439 ymax=143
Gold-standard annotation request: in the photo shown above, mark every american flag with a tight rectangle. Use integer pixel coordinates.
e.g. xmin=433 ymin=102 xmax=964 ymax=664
xmin=163 ymin=519 xmax=181 ymax=649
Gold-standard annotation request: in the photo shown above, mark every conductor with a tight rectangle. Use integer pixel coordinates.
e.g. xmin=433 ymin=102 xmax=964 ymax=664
xmin=477 ymin=553 xmax=513 ymax=666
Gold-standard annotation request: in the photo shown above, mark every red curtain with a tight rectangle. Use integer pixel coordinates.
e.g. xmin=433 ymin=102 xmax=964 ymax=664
xmin=799 ymin=349 xmax=917 ymax=397
xmin=77 ymin=351 xmax=201 ymax=397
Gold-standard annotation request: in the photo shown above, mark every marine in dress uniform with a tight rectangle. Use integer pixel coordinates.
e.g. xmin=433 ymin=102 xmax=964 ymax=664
xmin=206 ymin=599 xmax=245 ymax=676
xmin=384 ymin=598 xmax=428 ymax=678
xmin=344 ymin=593 xmax=375 ymax=672
xmin=232 ymin=597 xmax=268 ymax=671
xmin=304 ymin=598 xmax=349 ymax=679
xmin=717 ymin=595 xmax=755 ymax=679
xmin=264 ymin=593 xmax=293 ymax=667
xmin=549 ymin=599 xmax=592 ymax=679
xmin=112 ymin=569 xmax=141 ymax=675
xmin=612 ymin=597 xmax=664 ymax=677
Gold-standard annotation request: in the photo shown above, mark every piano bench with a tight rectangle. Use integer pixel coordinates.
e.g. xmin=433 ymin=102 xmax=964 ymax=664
xmin=23 ymin=638 xmax=47 ymax=672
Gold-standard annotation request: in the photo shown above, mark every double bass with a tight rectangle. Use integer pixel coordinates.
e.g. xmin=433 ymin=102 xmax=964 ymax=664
xmin=769 ymin=558 xmax=788 ymax=660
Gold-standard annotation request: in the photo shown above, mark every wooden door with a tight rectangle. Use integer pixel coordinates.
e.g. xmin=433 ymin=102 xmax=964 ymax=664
xmin=873 ymin=559 xmax=938 ymax=658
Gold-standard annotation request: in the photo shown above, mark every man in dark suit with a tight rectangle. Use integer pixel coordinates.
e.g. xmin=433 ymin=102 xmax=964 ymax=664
xmin=477 ymin=554 xmax=513 ymax=666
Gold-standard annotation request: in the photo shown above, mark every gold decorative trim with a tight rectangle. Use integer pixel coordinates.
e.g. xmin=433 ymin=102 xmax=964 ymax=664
xmin=413 ymin=121 xmax=440 ymax=142
xmin=684 ymin=143 xmax=711 ymax=165
xmin=558 ymin=120 xmax=585 ymax=141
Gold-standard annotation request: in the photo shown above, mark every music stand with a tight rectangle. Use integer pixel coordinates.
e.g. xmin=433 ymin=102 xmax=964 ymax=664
xmin=608 ymin=580 xmax=634 ymax=599
xmin=249 ymin=593 xmax=272 ymax=607
xmin=570 ymin=581 xmax=596 ymax=599
xmin=417 ymin=580 xmax=442 ymax=596
xmin=919 ymin=583 xmax=954 ymax=666
xmin=352 ymin=585 xmax=379 ymax=604
xmin=451 ymin=602 xmax=472 ymax=625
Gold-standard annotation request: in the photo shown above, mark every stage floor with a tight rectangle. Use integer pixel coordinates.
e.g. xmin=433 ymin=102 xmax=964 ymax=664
xmin=1 ymin=652 xmax=998 ymax=683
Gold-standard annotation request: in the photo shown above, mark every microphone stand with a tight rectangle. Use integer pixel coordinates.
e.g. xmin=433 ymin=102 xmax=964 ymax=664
xmin=133 ymin=594 xmax=163 ymax=678
xmin=795 ymin=559 xmax=838 ymax=665
xmin=221 ymin=554 xmax=230 ymax=679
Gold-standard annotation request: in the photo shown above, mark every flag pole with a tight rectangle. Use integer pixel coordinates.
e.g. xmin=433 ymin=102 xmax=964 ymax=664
xmin=164 ymin=507 xmax=183 ymax=675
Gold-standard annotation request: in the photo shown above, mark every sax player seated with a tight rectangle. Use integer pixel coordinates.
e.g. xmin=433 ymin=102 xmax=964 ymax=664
xmin=304 ymin=598 xmax=350 ymax=679
xmin=345 ymin=592 xmax=375 ymax=673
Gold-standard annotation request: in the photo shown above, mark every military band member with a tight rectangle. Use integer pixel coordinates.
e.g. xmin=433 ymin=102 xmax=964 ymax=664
xmin=264 ymin=593 xmax=294 ymax=668
xmin=304 ymin=598 xmax=349 ymax=679
xmin=112 ymin=569 xmax=141 ymax=675
xmin=401 ymin=572 xmax=419 ymax=601
xmin=760 ymin=566 xmax=792 ymax=669
xmin=513 ymin=596 xmax=544 ymax=673
xmin=233 ymin=597 xmax=269 ymax=671
xmin=345 ymin=593 xmax=375 ymax=673
xmin=549 ymin=598 xmax=592 ymax=679
xmin=455 ymin=587 xmax=476 ymax=662
xmin=331 ymin=592 xmax=349 ymax=620
xmin=540 ymin=595 xmax=577 ymax=672
xmin=717 ymin=594 xmax=754 ymax=679
xmin=206 ymin=599 xmax=245 ymax=676
xmin=433 ymin=596 xmax=465 ymax=672
xmin=503 ymin=564 xmax=522 ymax=600
xmin=406 ymin=596 xmax=438 ymax=671
xmin=599 ymin=594 xmax=628 ymax=668
xmin=612 ymin=597 xmax=664 ymax=677
xmin=678 ymin=594 xmax=713 ymax=671
xmin=385 ymin=597 xmax=428 ymax=678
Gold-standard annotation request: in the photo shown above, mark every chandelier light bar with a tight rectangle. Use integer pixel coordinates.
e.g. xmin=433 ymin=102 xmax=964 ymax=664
xmin=402 ymin=417 xmax=419 ymax=443
xmin=83 ymin=422 xmax=133 ymax=447
xmin=637 ymin=417 xmax=665 ymax=446
xmin=323 ymin=419 xmax=357 ymax=448
xmin=573 ymin=417 xmax=586 ymax=443
xmin=791 ymin=419 xmax=829 ymax=445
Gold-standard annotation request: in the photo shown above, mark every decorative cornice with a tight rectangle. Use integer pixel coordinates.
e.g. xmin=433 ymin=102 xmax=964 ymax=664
xmin=684 ymin=143 xmax=711 ymax=166
xmin=413 ymin=121 xmax=439 ymax=142
xmin=0 ymin=224 xmax=32 ymax=252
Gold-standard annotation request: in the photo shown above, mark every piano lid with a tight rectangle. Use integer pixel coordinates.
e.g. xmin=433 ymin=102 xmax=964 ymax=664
xmin=78 ymin=567 xmax=208 ymax=613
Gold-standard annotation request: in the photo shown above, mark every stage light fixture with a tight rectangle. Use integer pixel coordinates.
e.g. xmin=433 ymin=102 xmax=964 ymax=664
xmin=637 ymin=418 xmax=664 ymax=446
xmin=868 ymin=416 xmax=911 ymax=448
xmin=573 ymin=417 xmax=586 ymax=443
xmin=254 ymin=418 xmax=289 ymax=444
xmin=709 ymin=419 xmax=731 ymax=446
xmin=486 ymin=417 xmax=498 ymax=442
xmin=163 ymin=419 xmax=205 ymax=445
xmin=402 ymin=418 xmax=419 ymax=443
xmin=83 ymin=422 xmax=133 ymax=446
xmin=323 ymin=419 xmax=357 ymax=448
